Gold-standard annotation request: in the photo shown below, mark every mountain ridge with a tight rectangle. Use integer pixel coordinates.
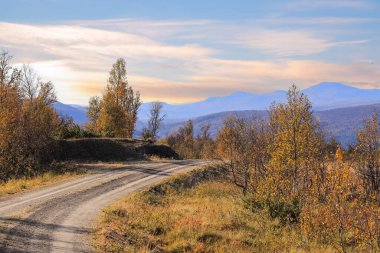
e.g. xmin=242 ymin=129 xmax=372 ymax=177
xmin=160 ymin=103 xmax=380 ymax=147
xmin=53 ymin=82 xmax=380 ymax=127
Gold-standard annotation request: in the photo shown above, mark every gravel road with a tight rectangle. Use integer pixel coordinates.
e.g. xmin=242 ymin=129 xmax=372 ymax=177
xmin=0 ymin=160 xmax=206 ymax=253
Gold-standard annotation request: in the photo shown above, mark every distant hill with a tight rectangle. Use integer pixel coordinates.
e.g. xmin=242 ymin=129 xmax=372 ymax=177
xmin=303 ymin=82 xmax=380 ymax=110
xmin=53 ymin=102 xmax=88 ymax=125
xmin=55 ymin=82 xmax=380 ymax=125
xmin=138 ymin=82 xmax=380 ymax=120
xmin=159 ymin=103 xmax=380 ymax=147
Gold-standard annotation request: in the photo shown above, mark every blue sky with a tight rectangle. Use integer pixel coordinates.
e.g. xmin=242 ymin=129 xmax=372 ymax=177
xmin=0 ymin=0 xmax=379 ymax=104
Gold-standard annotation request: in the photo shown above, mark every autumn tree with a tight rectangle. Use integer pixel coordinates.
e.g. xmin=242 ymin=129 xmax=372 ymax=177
xmin=166 ymin=120 xmax=195 ymax=158
xmin=194 ymin=123 xmax=215 ymax=159
xmin=355 ymin=112 xmax=380 ymax=201
xmin=87 ymin=58 xmax=141 ymax=138
xmin=0 ymin=51 xmax=60 ymax=181
xmin=302 ymin=159 xmax=380 ymax=253
xmin=216 ymin=115 xmax=269 ymax=195
xmin=87 ymin=96 xmax=101 ymax=132
xmin=268 ymin=85 xmax=323 ymax=200
xmin=142 ymin=102 xmax=165 ymax=141
xmin=0 ymin=86 xmax=22 ymax=180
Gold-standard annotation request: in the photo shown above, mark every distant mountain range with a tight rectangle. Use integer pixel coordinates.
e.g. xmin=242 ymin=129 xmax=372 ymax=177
xmin=53 ymin=82 xmax=380 ymax=146
xmin=161 ymin=103 xmax=380 ymax=147
xmin=138 ymin=82 xmax=380 ymax=120
xmin=53 ymin=102 xmax=88 ymax=125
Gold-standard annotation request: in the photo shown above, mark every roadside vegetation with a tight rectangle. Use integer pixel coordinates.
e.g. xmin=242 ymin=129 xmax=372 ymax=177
xmin=107 ymin=85 xmax=379 ymax=252
xmin=163 ymin=121 xmax=215 ymax=159
xmin=0 ymin=167 xmax=86 ymax=198
xmin=94 ymin=165 xmax=334 ymax=252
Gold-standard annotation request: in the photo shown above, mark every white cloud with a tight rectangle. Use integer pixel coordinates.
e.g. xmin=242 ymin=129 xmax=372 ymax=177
xmin=0 ymin=22 xmax=215 ymax=71
xmin=0 ymin=19 xmax=377 ymax=104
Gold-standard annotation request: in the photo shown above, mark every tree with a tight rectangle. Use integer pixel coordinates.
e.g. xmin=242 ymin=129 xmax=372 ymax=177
xmin=143 ymin=102 xmax=165 ymax=141
xmin=87 ymin=96 xmax=101 ymax=132
xmin=97 ymin=91 xmax=126 ymax=137
xmin=87 ymin=58 xmax=142 ymax=138
xmin=0 ymin=85 xmax=22 ymax=180
xmin=216 ymin=115 xmax=269 ymax=195
xmin=20 ymin=64 xmax=56 ymax=105
xmin=166 ymin=120 xmax=195 ymax=158
xmin=194 ymin=123 xmax=215 ymax=159
xmin=0 ymin=50 xmax=20 ymax=88
xmin=302 ymin=160 xmax=380 ymax=253
xmin=37 ymin=81 xmax=57 ymax=105
xmin=20 ymin=64 xmax=40 ymax=101
xmin=355 ymin=112 xmax=380 ymax=201
xmin=268 ymin=85 xmax=323 ymax=200
xmin=0 ymin=54 xmax=60 ymax=181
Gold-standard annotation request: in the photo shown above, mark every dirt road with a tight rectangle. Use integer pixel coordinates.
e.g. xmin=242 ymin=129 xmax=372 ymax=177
xmin=0 ymin=160 xmax=206 ymax=253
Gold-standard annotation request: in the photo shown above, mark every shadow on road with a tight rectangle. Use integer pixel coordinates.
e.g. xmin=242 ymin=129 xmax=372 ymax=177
xmin=0 ymin=217 xmax=90 ymax=253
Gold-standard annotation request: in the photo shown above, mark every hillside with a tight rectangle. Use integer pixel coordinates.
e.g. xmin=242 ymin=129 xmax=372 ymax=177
xmin=161 ymin=103 xmax=380 ymax=147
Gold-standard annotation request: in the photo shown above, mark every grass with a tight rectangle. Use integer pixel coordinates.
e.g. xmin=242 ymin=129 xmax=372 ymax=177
xmin=0 ymin=168 xmax=86 ymax=198
xmin=93 ymin=166 xmax=335 ymax=253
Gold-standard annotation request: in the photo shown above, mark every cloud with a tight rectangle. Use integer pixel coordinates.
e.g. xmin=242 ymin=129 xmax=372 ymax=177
xmin=257 ymin=17 xmax=379 ymax=26
xmin=191 ymin=59 xmax=380 ymax=91
xmin=232 ymin=29 xmax=369 ymax=56
xmin=235 ymin=30 xmax=331 ymax=56
xmin=76 ymin=58 xmax=380 ymax=103
xmin=70 ymin=18 xmax=215 ymax=38
xmin=0 ymin=22 xmax=215 ymax=71
xmin=286 ymin=0 xmax=372 ymax=10
xmin=0 ymin=19 xmax=378 ymax=105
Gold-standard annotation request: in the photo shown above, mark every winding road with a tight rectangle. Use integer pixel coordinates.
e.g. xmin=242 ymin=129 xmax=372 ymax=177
xmin=0 ymin=160 xmax=206 ymax=253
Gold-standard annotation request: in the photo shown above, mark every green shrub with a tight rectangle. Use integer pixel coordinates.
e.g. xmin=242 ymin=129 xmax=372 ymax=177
xmin=265 ymin=198 xmax=301 ymax=226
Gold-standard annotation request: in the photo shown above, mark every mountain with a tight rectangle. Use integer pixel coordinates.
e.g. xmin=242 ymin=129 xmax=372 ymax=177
xmin=138 ymin=90 xmax=287 ymax=120
xmin=53 ymin=102 xmax=88 ymax=125
xmin=159 ymin=103 xmax=380 ymax=147
xmin=138 ymin=82 xmax=380 ymax=121
xmin=303 ymin=82 xmax=380 ymax=110
xmin=54 ymin=82 xmax=380 ymax=140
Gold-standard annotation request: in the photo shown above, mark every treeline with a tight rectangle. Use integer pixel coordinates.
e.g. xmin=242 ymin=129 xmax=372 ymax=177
xmin=0 ymin=52 xmax=145 ymax=182
xmin=163 ymin=120 xmax=215 ymax=159
xmin=0 ymin=51 xmax=62 ymax=181
xmin=166 ymin=85 xmax=379 ymax=252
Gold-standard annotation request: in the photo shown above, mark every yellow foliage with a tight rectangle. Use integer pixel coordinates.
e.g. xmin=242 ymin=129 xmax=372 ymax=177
xmin=301 ymin=162 xmax=380 ymax=253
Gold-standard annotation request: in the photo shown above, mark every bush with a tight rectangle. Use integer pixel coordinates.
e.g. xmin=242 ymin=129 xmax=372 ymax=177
xmin=265 ymin=198 xmax=301 ymax=226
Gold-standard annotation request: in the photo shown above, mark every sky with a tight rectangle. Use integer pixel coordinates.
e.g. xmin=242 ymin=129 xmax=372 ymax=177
xmin=0 ymin=0 xmax=379 ymax=105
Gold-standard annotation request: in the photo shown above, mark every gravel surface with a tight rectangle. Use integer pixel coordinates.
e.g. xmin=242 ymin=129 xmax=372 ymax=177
xmin=0 ymin=160 xmax=207 ymax=253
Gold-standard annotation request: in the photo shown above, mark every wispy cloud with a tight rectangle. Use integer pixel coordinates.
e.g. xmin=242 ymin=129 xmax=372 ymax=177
xmin=230 ymin=29 xmax=369 ymax=56
xmin=235 ymin=30 xmax=332 ymax=56
xmin=286 ymin=0 xmax=373 ymax=10
xmin=0 ymin=22 xmax=215 ymax=70
xmin=257 ymin=17 xmax=379 ymax=26
xmin=0 ymin=18 xmax=378 ymax=104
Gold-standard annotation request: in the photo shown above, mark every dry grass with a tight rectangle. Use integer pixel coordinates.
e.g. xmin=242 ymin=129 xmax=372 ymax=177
xmin=93 ymin=167 xmax=335 ymax=253
xmin=0 ymin=169 xmax=86 ymax=198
